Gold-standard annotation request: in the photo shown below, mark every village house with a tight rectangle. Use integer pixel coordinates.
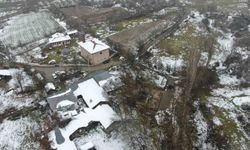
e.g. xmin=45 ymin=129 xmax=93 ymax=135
xmin=48 ymin=75 xmax=119 ymax=150
xmin=78 ymin=38 xmax=110 ymax=65
xmin=49 ymin=33 xmax=71 ymax=47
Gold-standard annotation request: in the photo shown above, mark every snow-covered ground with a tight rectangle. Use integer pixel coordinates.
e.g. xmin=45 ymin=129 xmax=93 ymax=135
xmin=211 ymin=33 xmax=235 ymax=65
xmin=149 ymin=52 xmax=184 ymax=75
xmin=0 ymin=68 xmax=36 ymax=113
xmin=193 ymin=105 xmax=211 ymax=149
xmin=0 ymin=117 xmax=40 ymax=149
xmin=0 ymin=90 xmax=35 ymax=113
xmin=8 ymin=69 xmax=34 ymax=92
xmin=74 ymin=126 xmax=128 ymax=150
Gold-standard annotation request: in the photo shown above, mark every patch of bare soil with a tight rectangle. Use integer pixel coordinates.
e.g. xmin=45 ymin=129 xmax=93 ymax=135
xmin=0 ymin=80 xmax=7 ymax=88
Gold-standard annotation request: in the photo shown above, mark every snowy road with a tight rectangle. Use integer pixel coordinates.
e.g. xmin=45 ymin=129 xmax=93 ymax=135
xmin=17 ymin=61 xmax=121 ymax=81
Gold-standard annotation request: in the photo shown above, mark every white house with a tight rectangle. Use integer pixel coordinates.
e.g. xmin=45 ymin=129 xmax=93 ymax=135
xmin=48 ymin=77 xmax=119 ymax=150
xmin=80 ymin=142 xmax=95 ymax=150
xmin=78 ymin=38 xmax=110 ymax=65
xmin=49 ymin=33 xmax=71 ymax=47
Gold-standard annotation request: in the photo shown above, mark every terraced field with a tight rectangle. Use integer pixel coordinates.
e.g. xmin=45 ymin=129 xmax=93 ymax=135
xmin=0 ymin=11 xmax=63 ymax=48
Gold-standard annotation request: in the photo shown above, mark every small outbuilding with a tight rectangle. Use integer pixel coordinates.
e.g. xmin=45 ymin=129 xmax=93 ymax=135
xmin=45 ymin=82 xmax=56 ymax=94
xmin=66 ymin=30 xmax=78 ymax=38
xmin=0 ymin=69 xmax=11 ymax=80
xmin=49 ymin=33 xmax=71 ymax=47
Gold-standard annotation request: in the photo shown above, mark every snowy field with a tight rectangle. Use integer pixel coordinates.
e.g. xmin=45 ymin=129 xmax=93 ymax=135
xmin=0 ymin=90 xmax=35 ymax=113
xmin=0 ymin=117 xmax=40 ymax=149
xmin=0 ymin=68 xmax=36 ymax=113
xmin=0 ymin=11 xmax=62 ymax=48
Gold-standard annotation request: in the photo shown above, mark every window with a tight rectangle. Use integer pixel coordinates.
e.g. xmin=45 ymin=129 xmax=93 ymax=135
xmin=100 ymin=51 xmax=102 ymax=54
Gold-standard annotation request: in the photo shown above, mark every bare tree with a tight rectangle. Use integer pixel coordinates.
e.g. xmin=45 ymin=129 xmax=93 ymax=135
xmin=203 ymin=34 xmax=216 ymax=67
xmin=14 ymin=70 xmax=24 ymax=93
xmin=236 ymin=36 xmax=250 ymax=50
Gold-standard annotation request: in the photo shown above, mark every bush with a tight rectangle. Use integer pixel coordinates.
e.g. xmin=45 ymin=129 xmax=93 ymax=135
xmin=194 ymin=66 xmax=219 ymax=89
xmin=58 ymin=118 xmax=72 ymax=128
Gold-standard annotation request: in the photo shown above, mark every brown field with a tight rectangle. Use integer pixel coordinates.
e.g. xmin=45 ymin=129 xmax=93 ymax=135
xmin=61 ymin=6 xmax=129 ymax=24
xmin=107 ymin=12 xmax=178 ymax=54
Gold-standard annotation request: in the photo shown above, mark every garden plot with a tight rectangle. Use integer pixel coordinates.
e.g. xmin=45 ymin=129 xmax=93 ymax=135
xmin=0 ymin=11 xmax=63 ymax=48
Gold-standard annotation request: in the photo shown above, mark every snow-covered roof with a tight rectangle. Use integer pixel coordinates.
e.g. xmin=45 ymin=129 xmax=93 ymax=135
xmin=49 ymin=33 xmax=71 ymax=44
xmin=74 ymin=78 xmax=107 ymax=109
xmin=35 ymin=73 xmax=44 ymax=81
xmin=47 ymin=89 xmax=78 ymax=111
xmin=49 ymin=104 xmax=119 ymax=150
xmin=80 ymin=142 xmax=95 ymax=150
xmin=66 ymin=30 xmax=78 ymax=35
xmin=56 ymin=100 xmax=74 ymax=108
xmin=45 ymin=82 xmax=56 ymax=92
xmin=0 ymin=69 xmax=11 ymax=76
xmin=88 ymin=104 xmax=117 ymax=128
xmin=78 ymin=38 xmax=110 ymax=54
xmin=49 ymin=89 xmax=71 ymax=98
